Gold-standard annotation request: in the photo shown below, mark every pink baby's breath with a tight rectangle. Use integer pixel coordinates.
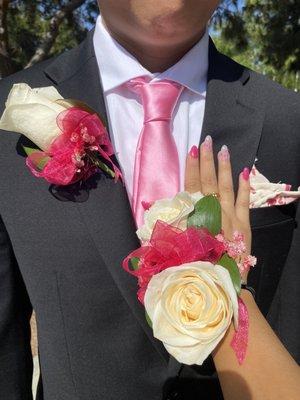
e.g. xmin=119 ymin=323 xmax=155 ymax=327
xmin=216 ymin=231 xmax=246 ymax=258
xmin=238 ymin=255 xmax=257 ymax=276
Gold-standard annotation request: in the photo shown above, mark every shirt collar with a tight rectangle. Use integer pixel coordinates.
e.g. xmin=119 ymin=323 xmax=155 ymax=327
xmin=93 ymin=15 xmax=209 ymax=95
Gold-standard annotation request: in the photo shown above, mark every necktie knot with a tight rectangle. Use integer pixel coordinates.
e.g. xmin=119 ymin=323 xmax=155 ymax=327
xmin=127 ymin=77 xmax=183 ymax=123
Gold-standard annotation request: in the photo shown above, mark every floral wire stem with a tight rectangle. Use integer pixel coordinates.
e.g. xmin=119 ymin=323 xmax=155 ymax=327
xmin=87 ymin=152 xmax=115 ymax=179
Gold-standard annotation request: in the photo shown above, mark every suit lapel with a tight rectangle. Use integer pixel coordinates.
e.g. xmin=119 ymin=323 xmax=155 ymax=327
xmin=202 ymin=39 xmax=265 ymax=188
xmin=44 ymin=31 xmax=169 ymax=363
xmin=44 ymin=30 xmax=108 ymax=125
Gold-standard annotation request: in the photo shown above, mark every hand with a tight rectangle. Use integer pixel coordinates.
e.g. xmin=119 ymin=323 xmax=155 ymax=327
xmin=185 ymin=136 xmax=251 ymax=282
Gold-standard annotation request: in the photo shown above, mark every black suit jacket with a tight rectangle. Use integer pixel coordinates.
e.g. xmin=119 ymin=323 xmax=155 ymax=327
xmin=0 ymin=30 xmax=299 ymax=400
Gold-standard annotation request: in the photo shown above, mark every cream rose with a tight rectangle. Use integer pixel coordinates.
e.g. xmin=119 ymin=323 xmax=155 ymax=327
xmin=0 ymin=83 xmax=67 ymax=151
xmin=137 ymin=191 xmax=203 ymax=242
xmin=144 ymin=261 xmax=238 ymax=365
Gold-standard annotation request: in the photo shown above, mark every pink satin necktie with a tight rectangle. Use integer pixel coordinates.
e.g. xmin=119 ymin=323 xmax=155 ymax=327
xmin=127 ymin=77 xmax=183 ymax=227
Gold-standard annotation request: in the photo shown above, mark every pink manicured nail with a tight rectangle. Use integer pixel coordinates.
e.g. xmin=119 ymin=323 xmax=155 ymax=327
xmin=242 ymin=167 xmax=250 ymax=181
xmin=218 ymin=145 xmax=230 ymax=161
xmin=202 ymin=135 xmax=212 ymax=151
xmin=189 ymin=145 xmax=199 ymax=159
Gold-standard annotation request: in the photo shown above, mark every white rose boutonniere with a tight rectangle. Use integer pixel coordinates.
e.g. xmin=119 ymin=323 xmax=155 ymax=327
xmin=0 ymin=83 xmax=122 ymax=186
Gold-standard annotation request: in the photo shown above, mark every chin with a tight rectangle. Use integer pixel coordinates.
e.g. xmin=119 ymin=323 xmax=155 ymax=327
xmin=141 ymin=19 xmax=204 ymax=48
xmin=129 ymin=1 xmax=207 ymax=43
xmin=131 ymin=1 xmax=188 ymax=29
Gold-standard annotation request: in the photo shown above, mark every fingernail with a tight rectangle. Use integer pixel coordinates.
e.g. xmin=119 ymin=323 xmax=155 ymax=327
xmin=202 ymin=135 xmax=212 ymax=151
xmin=242 ymin=167 xmax=250 ymax=181
xmin=218 ymin=145 xmax=230 ymax=161
xmin=189 ymin=145 xmax=199 ymax=159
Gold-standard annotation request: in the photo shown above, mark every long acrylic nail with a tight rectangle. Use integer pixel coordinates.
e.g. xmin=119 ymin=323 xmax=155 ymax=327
xmin=202 ymin=135 xmax=212 ymax=151
xmin=189 ymin=145 xmax=199 ymax=159
xmin=218 ymin=145 xmax=230 ymax=161
xmin=242 ymin=167 xmax=250 ymax=181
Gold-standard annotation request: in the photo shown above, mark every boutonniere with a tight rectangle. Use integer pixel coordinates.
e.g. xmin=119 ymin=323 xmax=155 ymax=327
xmin=0 ymin=83 xmax=121 ymax=186
xmin=123 ymin=192 xmax=256 ymax=365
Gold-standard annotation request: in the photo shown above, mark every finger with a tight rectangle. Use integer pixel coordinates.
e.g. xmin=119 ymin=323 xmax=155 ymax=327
xmin=185 ymin=146 xmax=201 ymax=193
xmin=221 ymin=210 xmax=234 ymax=241
xmin=200 ymin=135 xmax=218 ymax=195
xmin=236 ymin=168 xmax=250 ymax=225
xmin=218 ymin=145 xmax=235 ymax=214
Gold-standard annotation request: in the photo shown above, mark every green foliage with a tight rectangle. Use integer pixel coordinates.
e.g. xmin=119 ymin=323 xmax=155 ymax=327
xmin=145 ymin=311 xmax=153 ymax=329
xmin=213 ymin=0 xmax=300 ymax=91
xmin=129 ymin=257 xmax=140 ymax=272
xmin=23 ymin=146 xmax=50 ymax=170
xmin=5 ymin=0 xmax=98 ymax=71
xmin=187 ymin=195 xmax=222 ymax=236
xmin=23 ymin=146 xmax=39 ymax=157
xmin=217 ymin=254 xmax=241 ymax=294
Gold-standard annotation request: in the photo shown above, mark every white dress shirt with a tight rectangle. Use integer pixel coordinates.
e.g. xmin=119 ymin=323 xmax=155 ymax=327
xmin=93 ymin=16 xmax=209 ymax=202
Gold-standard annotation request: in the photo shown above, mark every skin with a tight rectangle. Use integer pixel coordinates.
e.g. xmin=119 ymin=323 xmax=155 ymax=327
xmin=185 ymin=140 xmax=300 ymax=400
xmin=97 ymin=0 xmax=220 ymax=72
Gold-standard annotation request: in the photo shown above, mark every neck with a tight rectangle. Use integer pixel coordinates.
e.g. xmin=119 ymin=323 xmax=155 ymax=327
xmin=103 ymin=22 xmax=206 ymax=73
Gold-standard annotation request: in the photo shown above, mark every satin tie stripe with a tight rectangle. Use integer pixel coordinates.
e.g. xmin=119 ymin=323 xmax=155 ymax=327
xmin=127 ymin=77 xmax=183 ymax=227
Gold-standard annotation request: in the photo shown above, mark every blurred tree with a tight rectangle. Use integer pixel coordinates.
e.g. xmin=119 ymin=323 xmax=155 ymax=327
xmin=0 ymin=0 xmax=299 ymax=91
xmin=0 ymin=0 xmax=14 ymax=77
xmin=213 ymin=0 xmax=300 ymax=90
xmin=0 ymin=0 xmax=98 ymax=78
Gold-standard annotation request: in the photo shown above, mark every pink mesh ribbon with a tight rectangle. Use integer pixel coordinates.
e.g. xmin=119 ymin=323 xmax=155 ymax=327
xmin=231 ymin=297 xmax=249 ymax=364
xmin=26 ymin=107 xmax=121 ymax=185
xmin=123 ymin=220 xmax=225 ymax=303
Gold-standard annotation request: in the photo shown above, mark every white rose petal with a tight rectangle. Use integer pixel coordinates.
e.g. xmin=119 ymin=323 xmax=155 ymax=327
xmin=190 ymin=191 xmax=204 ymax=204
xmin=137 ymin=191 xmax=195 ymax=242
xmin=0 ymin=83 xmax=67 ymax=151
xmin=144 ymin=261 xmax=238 ymax=365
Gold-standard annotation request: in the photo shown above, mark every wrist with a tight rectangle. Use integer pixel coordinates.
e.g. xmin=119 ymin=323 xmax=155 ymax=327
xmin=240 ymin=288 xmax=255 ymax=304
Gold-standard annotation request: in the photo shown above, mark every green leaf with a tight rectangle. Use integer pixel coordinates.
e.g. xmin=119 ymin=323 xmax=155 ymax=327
xmin=36 ymin=157 xmax=50 ymax=171
xmin=130 ymin=257 xmax=140 ymax=271
xmin=218 ymin=254 xmax=241 ymax=294
xmin=187 ymin=195 xmax=221 ymax=235
xmin=145 ymin=311 xmax=153 ymax=329
xmin=23 ymin=146 xmax=49 ymax=171
xmin=23 ymin=146 xmax=38 ymax=156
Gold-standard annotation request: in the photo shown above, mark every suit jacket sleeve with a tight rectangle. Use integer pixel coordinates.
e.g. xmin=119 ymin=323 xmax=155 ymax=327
xmin=0 ymin=214 xmax=33 ymax=399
